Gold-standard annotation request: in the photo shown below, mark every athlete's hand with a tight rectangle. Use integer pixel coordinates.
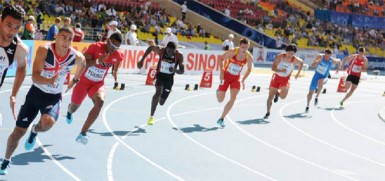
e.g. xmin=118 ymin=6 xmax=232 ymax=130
xmin=65 ymin=81 xmax=75 ymax=93
xmin=169 ymin=66 xmax=175 ymax=73
xmin=241 ymin=81 xmax=245 ymax=90
xmin=280 ymin=68 xmax=287 ymax=73
xmin=295 ymin=73 xmax=300 ymax=80
xmin=49 ymin=74 xmax=59 ymax=85
xmin=137 ymin=59 xmax=144 ymax=69
xmin=98 ymin=53 xmax=110 ymax=63
xmin=10 ymin=96 xmax=17 ymax=120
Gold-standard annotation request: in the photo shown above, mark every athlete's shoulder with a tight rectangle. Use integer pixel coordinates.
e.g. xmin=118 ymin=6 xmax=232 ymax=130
xmin=15 ymin=38 xmax=29 ymax=54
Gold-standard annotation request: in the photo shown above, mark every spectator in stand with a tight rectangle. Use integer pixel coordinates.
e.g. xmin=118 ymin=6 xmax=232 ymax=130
xmin=181 ymin=1 xmax=187 ymax=21
xmin=161 ymin=27 xmax=178 ymax=47
xmin=63 ymin=17 xmax=71 ymax=28
xmin=125 ymin=24 xmax=139 ymax=45
xmin=73 ymin=23 xmax=84 ymax=42
xmin=107 ymin=21 xmax=121 ymax=38
xmin=204 ymin=41 xmax=211 ymax=50
xmin=46 ymin=17 xmax=61 ymax=41
xmin=222 ymin=34 xmax=234 ymax=51
xmin=224 ymin=6 xmax=230 ymax=17
xmin=21 ymin=16 xmax=35 ymax=40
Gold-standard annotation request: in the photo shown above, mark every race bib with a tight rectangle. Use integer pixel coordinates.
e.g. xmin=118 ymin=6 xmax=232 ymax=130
xmin=316 ymin=64 xmax=327 ymax=75
xmin=228 ymin=63 xmax=242 ymax=75
xmin=85 ymin=66 xmax=106 ymax=82
xmin=352 ymin=65 xmax=361 ymax=73
xmin=160 ymin=62 xmax=175 ymax=74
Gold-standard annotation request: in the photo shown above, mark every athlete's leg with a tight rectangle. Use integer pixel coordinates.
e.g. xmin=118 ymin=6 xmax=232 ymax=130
xmin=80 ymin=91 xmax=105 ymax=134
xmin=4 ymin=127 xmax=27 ymax=160
xmin=217 ymin=91 xmax=226 ymax=103
xmin=341 ymin=83 xmax=357 ymax=103
xmin=150 ymin=85 xmax=162 ymax=117
xmin=266 ymin=87 xmax=279 ymax=115
xmin=278 ymin=86 xmax=290 ymax=99
xmin=34 ymin=114 xmax=57 ymax=132
xmin=219 ymin=88 xmax=239 ymax=119
xmin=315 ymin=78 xmax=324 ymax=98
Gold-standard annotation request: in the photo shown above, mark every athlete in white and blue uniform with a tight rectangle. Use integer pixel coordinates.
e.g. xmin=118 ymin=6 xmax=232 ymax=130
xmin=305 ymin=49 xmax=340 ymax=113
xmin=1 ymin=27 xmax=86 ymax=175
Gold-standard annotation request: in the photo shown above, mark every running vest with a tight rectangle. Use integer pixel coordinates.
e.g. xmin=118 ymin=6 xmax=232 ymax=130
xmin=276 ymin=53 xmax=295 ymax=77
xmin=157 ymin=49 xmax=179 ymax=75
xmin=347 ymin=55 xmax=365 ymax=77
xmin=0 ymin=37 xmax=18 ymax=88
xmin=34 ymin=43 xmax=77 ymax=94
xmin=224 ymin=48 xmax=248 ymax=76
xmin=315 ymin=54 xmax=333 ymax=76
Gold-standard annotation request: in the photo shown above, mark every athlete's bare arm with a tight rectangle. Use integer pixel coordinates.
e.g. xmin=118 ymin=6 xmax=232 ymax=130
xmin=32 ymin=46 xmax=58 ymax=85
xmin=332 ymin=57 xmax=341 ymax=70
xmin=310 ymin=55 xmax=323 ymax=68
xmin=65 ymin=51 xmax=86 ymax=93
xmin=112 ymin=59 xmax=122 ymax=79
xmin=271 ymin=53 xmax=284 ymax=72
xmin=294 ymin=56 xmax=304 ymax=79
xmin=219 ymin=49 xmax=235 ymax=80
xmin=340 ymin=54 xmax=355 ymax=70
xmin=10 ymin=40 xmax=28 ymax=120
xmin=137 ymin=45 xmax=161 ymax=69
xmin=241 ymin=53 xmax=254 ymax=90
xmin=362 ymin=57 xmax=368 ymax=72
xmin=175 ymin=52 xmax=184 ymax=74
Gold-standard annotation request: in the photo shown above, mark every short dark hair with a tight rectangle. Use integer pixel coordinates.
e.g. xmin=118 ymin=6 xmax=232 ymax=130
xmin=110 ymin=32 xmax=122 ymax=44
xmin=75 ymin=23 xmax=81 ymax=28
xmin=325 ymin=48 xmax=332 ymax=54
xmin=166 ymin=41 xmax=177 ymax=49
xmin=2 ymin=5 xmax=26 ymax=21
xmin=239 ymin=38 xmax=249 ymax=45
xmin=285 ymin=44 xmax=297 ymax=53
xmin=358 ymin=46 xmax=365 ymax=52
xmin=58 ymin=27 xmax=74 ymax=36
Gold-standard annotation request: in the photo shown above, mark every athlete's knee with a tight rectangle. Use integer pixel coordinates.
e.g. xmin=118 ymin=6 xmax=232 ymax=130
xmin=159 ymin=98 xmax=167 ymax=105
xmin=94 ymin=99 xmax=104 ymax=109
xmin=10 ymin=127 xmax=27 ymax=139
xmin=39 ymin=115 xmax=55 ymax=132
xmin=161 ymin=89 xmax=171 ymax=100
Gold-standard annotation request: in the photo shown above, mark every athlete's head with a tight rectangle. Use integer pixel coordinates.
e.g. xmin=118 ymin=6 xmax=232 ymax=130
xmin=165 ymin=41 xmax=177 ymax=56
xmin=239 ymin=38 xmax=250 ymax=53
xmin=358 ymin=47 xmax=365 ymax=56
xmin=324 ymin=48 xmax=332 ymax=59
xmin=0 ymin=5 xmax=25 ymax=43
xmin=55 ymin=27 xmax=74 ymax=49
xmin=285 ymin=44 xmax=297 ymax=57
xmin=107 ymin=32 xmax=122 ymax=54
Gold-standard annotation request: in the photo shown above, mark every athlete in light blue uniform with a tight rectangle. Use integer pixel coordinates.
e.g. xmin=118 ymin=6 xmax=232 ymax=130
xmin=305 ymin=49 xmax=340 ymax=113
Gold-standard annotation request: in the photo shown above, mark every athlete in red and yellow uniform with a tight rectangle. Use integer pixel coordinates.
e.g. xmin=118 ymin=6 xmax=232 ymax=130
xmin=216 ymin=38 xmax=254 ymax=128
xmin=339 ymin=46 xmax=368 ymax=107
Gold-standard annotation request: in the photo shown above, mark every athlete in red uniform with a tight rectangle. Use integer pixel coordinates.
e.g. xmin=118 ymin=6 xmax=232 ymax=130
xmin=339 ymin=46 xmax=368 ymax=107
xmin=65 ymin=32 xmax=124 ymax=144
xmin=216 ymin=38 xmax=253 ymax=128
xmin=264 ymin=44 xmax=303 ymax=119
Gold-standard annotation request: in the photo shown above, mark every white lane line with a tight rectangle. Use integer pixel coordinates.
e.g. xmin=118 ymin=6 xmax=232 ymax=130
xmin=331 ymin=100 xmax=385 ymax=146
xmin=280 ymin=98 xmax=385 ymax=168
xmin=107 ymin=143 xmax=119 ymax=181
xmin=102 ymin=90 xmax=185 ymax=181
xmin=378 ymin=107 xmax=385 ymax=122
xmin=225 ymin=95 xmax=359 ymax=180
xmin=167 ymin=92 xmax=277 ymax=181
xmin=35 ymin=139 xmax=81 ymax=181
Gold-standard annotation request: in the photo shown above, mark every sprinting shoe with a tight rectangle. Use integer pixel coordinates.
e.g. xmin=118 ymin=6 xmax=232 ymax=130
xmin=273 ymin=93 xmax=279 ymax=103
xmin=75 ymin=133 xmax=89 ymax=145
xmin=0 ymin=159 xmax=10 ymax=175
xmin=217 ymin=118 xmax=225 ymax=128
xmin=263 ymin=112 xmax=270 ymax=119
xmin=147 ymin=116 xmax=154 ymax=125
xmin=66 ymin=112 xmax=73 ymax=125
xmin=339 ymin=101 xmax=344 ymax=108
xmin=314 ymin=97 xmax=318 ymax=106
xmin=305 ymin=106 xmax=309 ymax=113
xmin=24 ymin=126 xmax=37 ymax=150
